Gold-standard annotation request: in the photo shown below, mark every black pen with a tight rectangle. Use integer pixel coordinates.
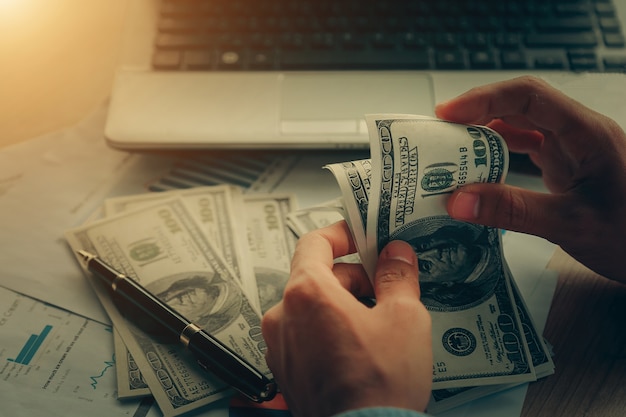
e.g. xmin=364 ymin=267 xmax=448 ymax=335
xmin=77 ymin=250 xmax=277 ymax=403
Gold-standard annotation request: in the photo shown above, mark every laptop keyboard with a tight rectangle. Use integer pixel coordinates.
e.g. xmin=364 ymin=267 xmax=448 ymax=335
xmin=153 ymin=0 xmax=626 ymax=72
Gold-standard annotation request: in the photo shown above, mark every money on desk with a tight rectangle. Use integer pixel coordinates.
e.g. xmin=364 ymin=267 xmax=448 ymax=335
xmin=64 ymin=115 xmax=553 ymax=416
xmin=66 ymin=187 xmax=296 ymax=416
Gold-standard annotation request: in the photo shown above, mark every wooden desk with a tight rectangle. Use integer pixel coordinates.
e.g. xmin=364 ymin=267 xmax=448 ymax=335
xmin=522 ymin=248 xmax=626 ymax=417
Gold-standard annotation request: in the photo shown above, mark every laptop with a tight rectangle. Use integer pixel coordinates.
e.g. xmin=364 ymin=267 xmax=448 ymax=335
xmin=105 ymin=0 xmax=626 ymax=150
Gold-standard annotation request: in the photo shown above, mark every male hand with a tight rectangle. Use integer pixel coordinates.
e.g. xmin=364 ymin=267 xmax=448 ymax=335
xmin=436 ymin=76 xmax=626 ymax=283
xmin=262 ymin=221 xmax=433 ymax=417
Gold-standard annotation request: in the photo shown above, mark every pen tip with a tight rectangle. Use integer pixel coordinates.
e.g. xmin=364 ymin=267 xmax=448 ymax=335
xmin=76 ymin=249 xmax=95 ymax=262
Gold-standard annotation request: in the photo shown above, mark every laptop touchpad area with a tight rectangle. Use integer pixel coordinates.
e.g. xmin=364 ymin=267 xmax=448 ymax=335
xmin=279 ymin=72 xmax=434 ymax=138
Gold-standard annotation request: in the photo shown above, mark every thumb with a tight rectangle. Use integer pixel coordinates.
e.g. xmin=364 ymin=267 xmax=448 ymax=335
xmin=373 ymin=240 xmax=421 ymax=304
xmin=447 ymin=183 xmax=566 ymax=241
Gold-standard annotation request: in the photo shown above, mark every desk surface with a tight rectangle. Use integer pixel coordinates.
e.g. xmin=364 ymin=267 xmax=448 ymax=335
xmin=3 ymin=2 xmax=625 ymax=416
xmin=522 ymin=249 xmax=626 ymax=417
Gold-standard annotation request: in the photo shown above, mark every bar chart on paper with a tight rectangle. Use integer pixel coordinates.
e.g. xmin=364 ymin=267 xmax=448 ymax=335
xmin=8 ymin=324 xmax=53 ymax=365
xmin=0 ymin=289 xmax=108 ymax=391
xmin=0 ymin=286 xmax=149 ymax=415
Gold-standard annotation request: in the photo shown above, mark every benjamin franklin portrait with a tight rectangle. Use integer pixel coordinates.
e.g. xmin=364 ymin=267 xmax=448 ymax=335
xmin=254 ymin=267 xmax=289 ymax=314
xmin=390 ymin=216 xmax=501 ymax=311
xmin=146 ymin=270 xmax=242 ymax=334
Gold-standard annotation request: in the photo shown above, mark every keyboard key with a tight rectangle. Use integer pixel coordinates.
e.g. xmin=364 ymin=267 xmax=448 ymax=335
xmin=436 ymin=50 xmax=465 ymax=69
xmin=470 ymin=50 xmax=497 ymax=68
xmin=526 ymin=32 xmax=597 ymax=47
xmin=248 ymin=33 xmax=276 ymax=49
xmin=184 ymin=51 xmax=213 ymax=70
xmin=569 ymin=55 xmax=598 ymax=70
xmin=494 ymin=32 xmax=523 ymax=49
xmin=158 ymin=17 xmax=202 ymax=34
xmin=279 ymin=33 xmax=306 ymax=49
xmin=595 ymin=2 xmax=617 ymax=17
xmin=248 ymin=50 xmax=276 ymax=69
xmin=599 ymin=17 xmax=622 ymax=32
xmin=501 ymin=50 xmax=528 ymax=68
xmin=555 ymin=3 xmax=590 ymax=16
xmin=153 ymin=50 xmax=182 ymax=69
xmin=401 ymin=32 xmax=430 ymax=49
xmin=434 ymin=33 xmax=458 ymax=49
xmin=338 ymin=32 xmax=367 ymax=49
xmin=370 ymin=32 xmax=397 ymax=49
xmin=535 ymin=17 xmax=593 ymax=32
xmin=218 ymin=50 xmax=244 ymax=69
xmin=535 ymin=56 xmax=566 ymax=69
xmin=605 ymin=33 xmax=626 ymax=47
xmin=604 ymin=56 xmax=626 ymax=71
xmin=280 ymin=49 xmax=431 ymax=69
xmin=464 ymin=33 xmax=490 ymax=50
xmin=155 ymin=33 xmax=209 ymax=49
xmin=310 ymin=33 xmax=336 ymax=49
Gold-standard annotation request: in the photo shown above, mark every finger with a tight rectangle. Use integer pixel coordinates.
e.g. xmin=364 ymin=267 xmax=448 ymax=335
xmin=318 ymin=220 xmax=358 ymax=255
xmin=261 ymin=303 xmax=282 ymax=369
xmin=486 ymin=119 xmax=544 ymax=155
xmin=434 ymin=76 xmax=590 ymax=137
xmin=372 ymin=240 xmax=421 ymax=304
xmin=332 ymin=262 xmax=374 ymax=298
xmin=446 ymin=183 xmax=572 ymax=243
xmin=289 ymin=221 xmax=356 ymax=280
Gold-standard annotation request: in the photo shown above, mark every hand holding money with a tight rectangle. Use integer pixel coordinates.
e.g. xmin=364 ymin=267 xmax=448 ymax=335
xmin=437 ymin=76 xmax=626 ymax=283
xmin=262 ymin=221 xmax=433 ymax=417
xmin=324 ymin=114 xmax=553 ymax=411
xmin=62 ymin=102 xmax=558 ymax=415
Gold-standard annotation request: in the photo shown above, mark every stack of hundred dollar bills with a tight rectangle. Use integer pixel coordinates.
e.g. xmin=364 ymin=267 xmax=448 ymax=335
xmin=65 ymin=114 xmax=553 ymax=416
xmin=323 ymin=115 xmax=554 ymax=413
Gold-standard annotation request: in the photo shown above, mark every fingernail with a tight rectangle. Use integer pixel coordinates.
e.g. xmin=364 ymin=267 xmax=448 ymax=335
xmin=383 ymin=241 xmax=416 ymax=266
xmin=434 ymin=101 xmax=448 ymax=115
xmin=451 ymin=192 xmax=480 ymax=220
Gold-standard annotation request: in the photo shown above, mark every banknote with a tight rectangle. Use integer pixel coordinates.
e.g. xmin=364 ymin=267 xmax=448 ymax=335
xmin=327 ymin=115 xmax=538 ymax=389
xmin=323 ymin=160 xmax=372 ymax=254
xmin=508 ymin=271 xmax=554 ymax=380
xmin=104 ymin=186 xmax=263 ymax=402
xmin=66 ymin=197 xmax=270 ymax=416
xmin=104 ymin=185 xmax=260 ymax=312
xmin=427 ymin=269 xmax=555 ymax=413
xmin=285 ymin=197 xmax=346 ymax=237
xmin=113 ymin=330 xmax=151 ymax=399
xmin=285 ymin=200 xmax=360 ymax=264
xmin=243 ymin=194 xmax=298 ymax=313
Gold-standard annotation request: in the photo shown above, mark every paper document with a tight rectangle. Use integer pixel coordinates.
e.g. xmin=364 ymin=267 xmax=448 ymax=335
xmin=0 ymin=286 xmax=158 ymax=416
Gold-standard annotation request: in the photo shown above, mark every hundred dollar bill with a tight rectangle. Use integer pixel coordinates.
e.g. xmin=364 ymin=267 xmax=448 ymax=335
xmin=285 ymin=197 xmax=346 ymax=238
xmin=113 ymin=330 xmax=151 ymax=399
xmin=328 ymin=115 xmax=537 ymax=389
xmin=427 ymin=269 xmax=555 ymax=413
xmin=104 ymin=186 xmax=262 ymax=399
xmin=508 ymin=269 xmax=554 ymax=379
xmin=65 ymin=198 xmax=270 ymax=416
xmin=75 ymin=206 xmax=152 ymax=400
xmin=323 ymin=160 xmax=372 ymax=255
xmin=285 ymin=199 xmax=360 ymax=264
xmin=104 ymin=185 xmax=260 ymax=313
xmin=243 ymin=194 xmax=297 ymax=313
xmin=326 ymin=123 xmax=552 ymax=409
